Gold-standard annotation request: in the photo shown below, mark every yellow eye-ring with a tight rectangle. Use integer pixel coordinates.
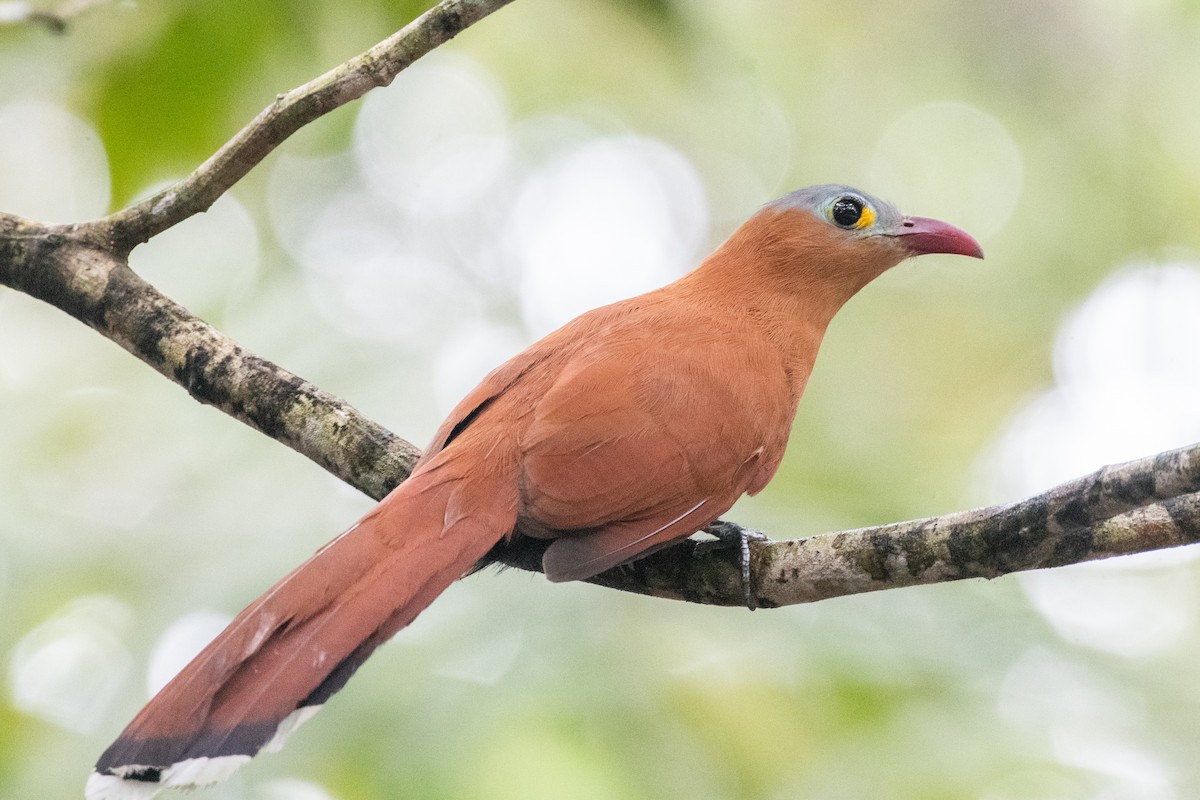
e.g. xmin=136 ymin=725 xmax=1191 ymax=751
xmin=829 ymin=195 xmax=875 ymax=229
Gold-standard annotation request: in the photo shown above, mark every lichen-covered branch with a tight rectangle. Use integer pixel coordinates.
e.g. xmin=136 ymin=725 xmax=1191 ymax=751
xmin=101 ymin=0 xmax=516 ymax=252
xmin=0 ymin=216 xmax=420 ymax=500
xmin=577 ymin=443 xmax=1200 ymax=607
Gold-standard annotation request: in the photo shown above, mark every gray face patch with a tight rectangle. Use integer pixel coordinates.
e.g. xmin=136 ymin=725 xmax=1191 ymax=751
xmin=764 ymin=184 xmax=904 ymax=237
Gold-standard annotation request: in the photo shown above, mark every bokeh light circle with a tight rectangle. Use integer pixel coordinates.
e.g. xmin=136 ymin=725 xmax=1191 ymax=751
xmin=0 ymin=100 xmax=111 ymax=222
xmin=985 ymin=262 xmax=1200 ymax=499
xmin=870 ymin=101 xmax=1022 ymax=239
xmin=354 ymin=52 xmax=510 ymax=218
xmin=510 ymin=135 xmax=708 ymax=335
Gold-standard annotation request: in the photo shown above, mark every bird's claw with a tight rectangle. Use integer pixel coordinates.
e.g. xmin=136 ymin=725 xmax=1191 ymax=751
xmin=698 ymin=519 xmax=768 ymax=611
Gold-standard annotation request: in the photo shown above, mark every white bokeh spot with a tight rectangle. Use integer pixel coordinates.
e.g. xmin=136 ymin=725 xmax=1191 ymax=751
xmin=1021 ymin=555 xmax=1195 ymax=658
xmin=435 ymin=624 xmax=524 ymax=686
xmin=9 ymin=596 xmax=133 ymax=733
xmin=146 ymin=610 xmax=232 ymax=696
xmin=870 ymin=101 xmax=1022 ymax=239
xmin=432 ymin=321 xmax=528 ymax=417
xmin=997 ymin=647 xmax=1175 ymax=797
xmin=276 ymin=55 xmax=515 ymax=347
xmin=511 ymin=135 xmax=708 ymax=335
xmin=258 ymin=778 xmax=338 ymax=800
xmin=0 ymin=100 xmax=110 ymax=222
xmin=298 ymin=191 xmax=479 ymax=343
xmin=129 ymin=192 xmax=260 ymax=314
xmin=20 ymin=388 xmax=171 ymax=532
xmin=985 ymin=263 xmax=1200 ymax=498
xmin=354 ymin=52 xmax=510 ymax=218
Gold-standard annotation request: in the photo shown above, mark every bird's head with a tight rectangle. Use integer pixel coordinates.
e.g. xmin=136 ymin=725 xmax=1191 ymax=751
xmin=690 ymin=184 xmax=984 ymax=314
xmin=763 ymin=184 xmax=984 ymax=274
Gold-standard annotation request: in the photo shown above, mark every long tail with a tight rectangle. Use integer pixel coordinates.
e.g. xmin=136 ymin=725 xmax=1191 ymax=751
xmin=87 ymin=464 xmax=516 ymax=800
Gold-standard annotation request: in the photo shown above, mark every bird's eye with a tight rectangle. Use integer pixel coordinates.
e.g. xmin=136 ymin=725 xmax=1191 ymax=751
xmin=831 ymin=196 xmax=864 ymax=228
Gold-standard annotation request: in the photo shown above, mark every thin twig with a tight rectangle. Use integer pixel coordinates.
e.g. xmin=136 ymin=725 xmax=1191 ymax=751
xmin=101 ymin=0 xmax=516 ymax=253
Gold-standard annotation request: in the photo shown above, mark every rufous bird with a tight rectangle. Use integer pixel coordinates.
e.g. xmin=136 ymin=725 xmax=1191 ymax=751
xmin=87 ymin=185 xmax=982 ymax=798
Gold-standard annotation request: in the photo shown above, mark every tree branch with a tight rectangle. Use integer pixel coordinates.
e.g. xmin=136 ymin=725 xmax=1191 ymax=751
xmin=100 ymin=0 xmax=516 ymax=253
xmin=577 ymin=443 xmax=1200 ymax=607
xmin=1 ymin=0 xmax=1197 ymax=613
xmin=0 ymin=215 xmax=420 ymax=500
xmin=1 ymin=0 xmax=515 ymax=493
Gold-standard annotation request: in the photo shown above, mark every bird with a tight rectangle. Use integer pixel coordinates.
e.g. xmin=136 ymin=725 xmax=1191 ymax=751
xmin=87 ymin=184 xmax=982 ymax=799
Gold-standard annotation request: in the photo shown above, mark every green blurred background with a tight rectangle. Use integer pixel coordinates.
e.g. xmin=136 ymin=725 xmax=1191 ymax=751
xmin=3 ymin=1 xmax=1200 ymax=798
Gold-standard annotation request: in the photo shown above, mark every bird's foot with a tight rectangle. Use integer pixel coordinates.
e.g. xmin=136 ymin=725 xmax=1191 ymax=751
xmin=698 ymin=519 xmax=768 ymax=611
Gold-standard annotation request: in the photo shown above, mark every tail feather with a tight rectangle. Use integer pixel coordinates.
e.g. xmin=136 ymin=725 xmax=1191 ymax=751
xmin=88 ymin=467 xmax=515 ymax=799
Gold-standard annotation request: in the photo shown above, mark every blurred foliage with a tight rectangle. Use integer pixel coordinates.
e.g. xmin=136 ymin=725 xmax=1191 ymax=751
xmin=3 ymin=1 xmax=1200 ymax=799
